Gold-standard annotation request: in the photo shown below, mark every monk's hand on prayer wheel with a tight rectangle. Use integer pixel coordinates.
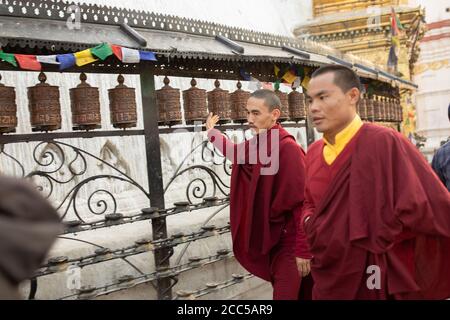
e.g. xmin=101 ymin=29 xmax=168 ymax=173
xmin=296 ymin=257 xmax=311 ymax=277
xmin=206 ymin=112 xmax=220 ymax=130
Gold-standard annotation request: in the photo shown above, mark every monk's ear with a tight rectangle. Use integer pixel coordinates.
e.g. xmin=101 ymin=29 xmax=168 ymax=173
xmin=272 ymin=108 xmax=281 ymax=120
xmin=348 ymin=87 xmax=360 ymax=105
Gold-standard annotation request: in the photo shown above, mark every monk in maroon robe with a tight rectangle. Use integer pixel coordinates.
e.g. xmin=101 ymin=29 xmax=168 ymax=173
xmin=206 ymin=89 xmax=313 ymax=300
xmin=301 ymin=64 xmax=450 ymax=300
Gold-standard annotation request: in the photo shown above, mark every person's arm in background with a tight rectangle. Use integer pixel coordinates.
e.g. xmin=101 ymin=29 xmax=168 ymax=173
xmin=432 ymin=148 xmax=447 ymax=189
xmin=206 ymin=113 xmax=239 ymax=163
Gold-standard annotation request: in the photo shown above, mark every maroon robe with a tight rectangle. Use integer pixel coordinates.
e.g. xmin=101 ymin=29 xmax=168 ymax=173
xmin=208 ymin=124 xmax=312 ymax=299
xmin=302 ymin=123 xmax=450 ymax=300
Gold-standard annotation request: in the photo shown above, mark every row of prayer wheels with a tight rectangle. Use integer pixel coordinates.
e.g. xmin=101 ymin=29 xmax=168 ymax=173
xmin=156 ymin=77 xmax=308 ymax=125
xmin=357 ymin=94 xmax=403 ymax=123
xmin=0 ymin=72 xmax=137 ymax=133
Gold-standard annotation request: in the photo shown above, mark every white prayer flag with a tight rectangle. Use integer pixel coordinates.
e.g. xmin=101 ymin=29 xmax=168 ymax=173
xmin=121 ymin=47 xmax=140 ymax=63
xmin=36 ymin=55 xmax=59 ymax=65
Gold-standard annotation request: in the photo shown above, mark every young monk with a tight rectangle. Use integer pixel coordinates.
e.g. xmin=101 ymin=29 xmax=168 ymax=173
xmin=300 ymin=64 xmax=450 ymax=299
xmin=206 ymin=89 xmax=313 ymax=300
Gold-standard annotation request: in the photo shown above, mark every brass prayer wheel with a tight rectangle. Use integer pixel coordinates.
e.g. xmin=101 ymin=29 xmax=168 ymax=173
xmin=389 ymin=98 xmax=394 ymax=122
xmin=366 ymin=94 xmax=374 ymax=121
xmin=230 ymin=81 xmax=250 ymax=123
xmin=155 ymin=76 xmax=182 ymax=126
xmin=27 ymin=72 xmax=62 ymax=132
xmin=397 ymin=99 xmax=403 ymax=122
xmin=358 ymin=94 xmax=367 ymax=120
xmin=288 ymin=87 xmax=306 ymax=121
xmin=108 ymin=75 xmax=137 ymax=129
xmin=380 ymin=97 xmax=387 ymax=122
xmin=183 ymin=78 xmax=208 ymax=125
xmin=386 ymin=98 xmax=393 ymax=122
xmin=274 ymin=89 xmax=289 ymax=122
xmin=373 ymin=96 xmax=382 ymax=121
xmin=0 ymin=74 xmax=17 ymax=133
xmin=70 ymin=73 xmax=101 ymax=131
xmin=207 ymin=80 xmax=231 ymax=124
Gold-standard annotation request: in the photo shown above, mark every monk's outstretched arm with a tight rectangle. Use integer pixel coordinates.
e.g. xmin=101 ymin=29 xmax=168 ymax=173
xmin=207 ymin=128 xmax=239 ymax=163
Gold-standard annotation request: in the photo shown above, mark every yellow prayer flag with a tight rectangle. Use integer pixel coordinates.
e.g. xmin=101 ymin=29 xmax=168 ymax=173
xmin=274 ymin=65 xmax=280 ymax=77
xmin=282 ymin=71 xmax=297 ymax=84
xmin=301 ymin=76 xmax=311 ymax=89
xmin=74 ymin=49 xmax=98 ymax=67
xmin=392 ymin=36 xmax=400 ymax=47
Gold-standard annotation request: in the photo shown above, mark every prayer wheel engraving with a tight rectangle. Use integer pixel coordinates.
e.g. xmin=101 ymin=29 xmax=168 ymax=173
xmin=366 ymin=94 xmax=374 ymax=121
xmin=70 ymin=73 xmax=101 ymax=131
xmin=183 ymin=78 xmax=208 ymax=125
xmin=208 ymin=80 xmax=231 ymax=124
xmin=288 ymin=88 xmax=306 ymax=121
xmin=358 ymin=94 xmax=367 ymax=120
xmin=0 ymin=74 xmax=17 ymax=133
xmin=27 ymin=72 xmax=62 ymax=132
xmin=155 ymin=76 xmax=182 ymax=126
xmin=373 ymin=96 xmax=382 ymax=121
xmin=230 ymin=81 xmax=250 ymax=123
xmin=108 ymin=75 xmax=137 ymax=129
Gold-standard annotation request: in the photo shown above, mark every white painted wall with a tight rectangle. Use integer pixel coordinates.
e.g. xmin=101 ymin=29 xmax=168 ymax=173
xmin=410 ymin=0 xmax=450 ymax=150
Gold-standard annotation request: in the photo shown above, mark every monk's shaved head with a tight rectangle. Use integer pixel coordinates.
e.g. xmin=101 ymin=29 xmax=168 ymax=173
xmin=249 ymin=89 xmax=282 ymax=112
xmin=311 ymin=65 xmax=362 ymax=94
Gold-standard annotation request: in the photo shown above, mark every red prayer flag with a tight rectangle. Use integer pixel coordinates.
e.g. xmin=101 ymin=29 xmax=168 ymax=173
xmin=111 ymin=45 xmax=123 ymax=61
xmin=15 ymin=54 xmax=42 ymax=71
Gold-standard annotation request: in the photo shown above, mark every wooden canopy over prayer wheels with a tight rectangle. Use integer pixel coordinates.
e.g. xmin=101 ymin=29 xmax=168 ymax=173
xmin=0 ymin=74 xmax=17 ymax=133
xmin=288 ymin=87 xmax=306 ymax=121
xmin=70 ymin=73 xmax=101 ymax=131
xmin=27 ymin=72 xmax=62 ymax=132
xmin=230 ymin=81 xmax=250 ymax=123
xmin=108 ymin=75 xmax=137 ymax=129
xmin=208 ymin=80 xmax=231 ymax=124
xmin=274 ymin=89 xmax=289 ymax=122
xmin=183 ymin=78 xmax=208 ymax=125
xmin=156 ymin=76 xmax=182 ymax=126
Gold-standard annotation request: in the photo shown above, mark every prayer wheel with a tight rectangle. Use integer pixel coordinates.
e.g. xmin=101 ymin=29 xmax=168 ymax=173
xmin=155 ymin=76 xmax=182 ymax=126
xmin=390 ymin=98 xmax=396 ymax=122
xmin=108 ymin=75 xmax=137 ymax=129
xmin=373 ymin=96 xmax=382 ymax=121
xmin=288 ymin=87 xmax=306 ymax=121
xmin=366 ymin=94 xmax=374 ymax=121
xmin=274 ymin=89 xmax=289 ymax=122
xmin=27 ymin=72 xmax=62 ymax=132
xmin=380 ymin=97 xmax=387 ymax=122
xmin=386 ymin=98 xmax=393 ymax=122
xmin=230 ymin=81 xmax=250 ymax=123
xmin=70 ymin=73 xmax=101 ymax=130
xmin=208 ymin=80 xmax=231 ymax=124
xmin=0 ymin=74 xmax=17 ymax=133
xmin=183 ymin=78 xmax=208 ymax=125
xmin=397 ymin=99 xmax=403 ymax=122
xmin=358 ymin=94 xmax=367 ymax=120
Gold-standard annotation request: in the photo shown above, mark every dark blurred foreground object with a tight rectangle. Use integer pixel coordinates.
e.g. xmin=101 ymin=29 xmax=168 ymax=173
xmin=0 ymin=176 xmax=61 ymax=300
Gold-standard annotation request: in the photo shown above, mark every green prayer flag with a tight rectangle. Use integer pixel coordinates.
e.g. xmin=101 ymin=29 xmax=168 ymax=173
xmin=90 ymin=43 xmax=113 ymax=60
xmin=274 ymin=80 xmax=281 ymax=91
xmin=0 ymin=51 xmax=17 ymax=67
